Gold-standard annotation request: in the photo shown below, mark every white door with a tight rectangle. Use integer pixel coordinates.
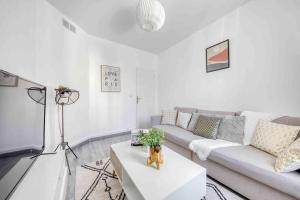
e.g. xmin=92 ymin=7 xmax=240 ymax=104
xmin=136 ymin=68 xmax=156 ymax=129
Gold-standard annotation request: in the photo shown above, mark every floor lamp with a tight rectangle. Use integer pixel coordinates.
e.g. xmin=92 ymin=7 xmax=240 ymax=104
xmin=54 ymin=86 xmax=79 ymax=175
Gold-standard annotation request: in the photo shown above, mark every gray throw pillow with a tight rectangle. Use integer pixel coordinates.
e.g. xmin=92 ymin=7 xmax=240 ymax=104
xmin=217 ymin=115 xmax=246 ymax=144
xmin=193 ymin=115 xmax=221 ymax=139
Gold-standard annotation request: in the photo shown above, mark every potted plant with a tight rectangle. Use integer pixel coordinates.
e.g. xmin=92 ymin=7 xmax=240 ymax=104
xmin=137 ymin=128 xmax=164 ymax=169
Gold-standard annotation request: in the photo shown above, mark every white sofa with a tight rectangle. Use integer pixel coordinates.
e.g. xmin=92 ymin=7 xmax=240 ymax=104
xmin=151 ymin=107 xmax=300 ymax=200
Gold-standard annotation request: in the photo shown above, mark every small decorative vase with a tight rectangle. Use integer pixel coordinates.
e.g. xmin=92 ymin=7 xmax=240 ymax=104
xmin=147 ymin=145 xmax=163 ymax=170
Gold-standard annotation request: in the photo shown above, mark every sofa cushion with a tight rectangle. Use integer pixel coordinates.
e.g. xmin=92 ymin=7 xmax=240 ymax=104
xmin=161 ymin=110 xmax=177 ymax=125
xmin=193 ymin=115 xmax=221 ymax=139
xmin=240 ymin=111 xmax=280 ymax=145
xmin=251 ymin=120 xmax=300 ymax=156
xmin=209 ymin=146 xmax=300 ymax=198
xmin=187 ymin=113 xmax=201 ymax=131
xmin=188 ymin=113 xmax=245 ymax=143
xmin=187 ymin=110 xmax=237 ymax=131
xmin=275 ymin=137 xmax=300 ymax=172
xmin=217 ymin=115 xmax=245 ymax=144
xmin=153 ymin=125 xmax=204 ymax=148
xmin=176 ymin=112 xmax=192 ymax=129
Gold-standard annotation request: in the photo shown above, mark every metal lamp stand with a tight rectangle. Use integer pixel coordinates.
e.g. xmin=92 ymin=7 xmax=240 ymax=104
xmin=54 ymin=103 xmax=78 ymax=175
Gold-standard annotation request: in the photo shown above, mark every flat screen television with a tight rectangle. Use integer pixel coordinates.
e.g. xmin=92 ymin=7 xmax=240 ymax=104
xmin=0 ymin=70 xmax=45 ymax=199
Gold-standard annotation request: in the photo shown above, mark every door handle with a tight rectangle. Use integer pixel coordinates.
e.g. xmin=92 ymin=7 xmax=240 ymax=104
xmin=137 ymin=96 xmax=143 ymax=104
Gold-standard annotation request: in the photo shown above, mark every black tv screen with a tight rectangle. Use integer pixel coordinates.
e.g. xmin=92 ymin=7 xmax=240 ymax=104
xmin=0 ymin=70 xmax=45 ymax=199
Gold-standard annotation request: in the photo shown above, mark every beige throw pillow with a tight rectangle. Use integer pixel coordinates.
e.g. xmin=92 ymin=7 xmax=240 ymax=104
xmin=275 ymin=138 xmax=300 ymax=172
xmin=176 ymin=112 xmax=192 ymax=129
xmin=161 ymin=110 xmax=178 ymax=125
xmin=187 ymin=113 xmax=201 ymax=131
xmin=251 ymin=120 xmax=300 ymax=156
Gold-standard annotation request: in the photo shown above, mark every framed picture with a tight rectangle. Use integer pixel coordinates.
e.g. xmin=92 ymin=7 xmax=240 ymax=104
xmin=101 ymin=65 xmax=121 ymax=92
xmin=206 ymin=39 xmax=230 ymax=73
xmin=0 ymin=70 xmax=18 ymax=87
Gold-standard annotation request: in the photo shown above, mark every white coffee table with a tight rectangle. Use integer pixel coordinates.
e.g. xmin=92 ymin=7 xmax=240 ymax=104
xmin=110 ymin=141 xmax=206 ymax=200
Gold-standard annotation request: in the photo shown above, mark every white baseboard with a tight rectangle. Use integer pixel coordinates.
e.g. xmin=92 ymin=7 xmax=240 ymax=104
xmin=0 ymin=145 xmax=42 ymax=155
xmin=69 ymin=129 xmax=131 ymax=148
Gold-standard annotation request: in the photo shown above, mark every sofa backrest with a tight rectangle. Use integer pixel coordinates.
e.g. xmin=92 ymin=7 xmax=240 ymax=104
xmin=174 ymin=106 xmax=238 ymax=116
xmin=272 ymin=116 xmax=300 ymax=126
xmin=174 ymin=107 xmax=300 ymax=125
xmin=197 ymin=109 xmax=237 ymax=116
xmin=174 ymin=107 xmax=197 ymax=113
xmin=272 ymin=116 xmax=300 ymax=138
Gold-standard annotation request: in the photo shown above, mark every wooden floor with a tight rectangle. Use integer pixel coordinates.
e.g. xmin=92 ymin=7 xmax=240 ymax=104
xmin=65 ymin=133 xmax=131 ymax=200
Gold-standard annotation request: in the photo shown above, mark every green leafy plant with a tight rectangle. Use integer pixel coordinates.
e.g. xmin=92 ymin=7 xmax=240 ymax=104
xmin=137 ymin=128 xmax=164 ymax=148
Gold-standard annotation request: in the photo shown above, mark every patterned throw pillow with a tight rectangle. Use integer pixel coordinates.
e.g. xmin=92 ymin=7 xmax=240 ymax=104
xmin=193 ymin=115 xmax=221 ymax=139
xmin=161 ymin=110 xmax=178 ymax=125
xmin=275 ymin=138 xmax=300 ymax=172
xmin=176 ymin=112 xmax=192 ymax=129
xmin=241 ymin=111 xmax=279 ymax=145
xmin=251 ymin=120 xmax=300 ymax=156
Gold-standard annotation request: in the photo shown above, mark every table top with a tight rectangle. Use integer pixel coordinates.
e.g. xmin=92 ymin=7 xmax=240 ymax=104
xmin=111 ymin=141 xmax=206 ymax=200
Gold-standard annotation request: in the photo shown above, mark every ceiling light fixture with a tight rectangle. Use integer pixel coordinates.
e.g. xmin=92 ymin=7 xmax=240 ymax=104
xmin=136 ymin=0 xmax=165 ymax=32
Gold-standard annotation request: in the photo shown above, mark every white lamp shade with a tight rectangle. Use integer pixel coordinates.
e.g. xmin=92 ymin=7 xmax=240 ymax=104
xmin=136 ymin=0 xmax=165 ymax=32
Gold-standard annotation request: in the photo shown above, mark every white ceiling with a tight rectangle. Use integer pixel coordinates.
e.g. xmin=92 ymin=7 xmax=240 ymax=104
xmin=46 ymin=0 xmax=248 ymax=54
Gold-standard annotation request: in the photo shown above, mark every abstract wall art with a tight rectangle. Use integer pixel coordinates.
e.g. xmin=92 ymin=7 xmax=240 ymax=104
xmin=206 ymin=39 xmax=230 ymax=73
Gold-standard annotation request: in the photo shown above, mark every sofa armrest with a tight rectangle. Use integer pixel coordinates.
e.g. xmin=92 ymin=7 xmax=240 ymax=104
xmin=151 ymin=115 xmax=162 ymax=127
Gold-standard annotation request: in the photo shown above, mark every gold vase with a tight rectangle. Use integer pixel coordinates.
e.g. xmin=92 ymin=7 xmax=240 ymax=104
xmin=147 ymin=146 xmax=163 ymax=170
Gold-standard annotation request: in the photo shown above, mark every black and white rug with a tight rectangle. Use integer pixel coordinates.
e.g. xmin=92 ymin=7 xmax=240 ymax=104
xmin=75 ymin=157 xmax=245 ymax=200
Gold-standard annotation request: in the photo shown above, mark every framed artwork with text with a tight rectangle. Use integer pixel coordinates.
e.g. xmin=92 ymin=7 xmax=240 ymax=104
xmin=101 ymin=65 xmax=121 ymax=92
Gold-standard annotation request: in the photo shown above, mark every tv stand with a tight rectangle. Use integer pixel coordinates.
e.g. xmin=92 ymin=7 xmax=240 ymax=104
xmin=7 ymin=151 xmax=68 ymax=200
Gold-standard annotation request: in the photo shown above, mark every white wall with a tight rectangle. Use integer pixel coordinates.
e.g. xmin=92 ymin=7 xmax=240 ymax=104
xmin=0 ymin=0 xmax=158 ymax=150
xmin=87 ymin=35 xmax=158 ymax=140
xmin=158 ymin=0 xmax=300 ymax=116
xmin=0 ymin=0 xmax=36 ymax=80
xmin=35 ymin=0 xmax=90 ymax=148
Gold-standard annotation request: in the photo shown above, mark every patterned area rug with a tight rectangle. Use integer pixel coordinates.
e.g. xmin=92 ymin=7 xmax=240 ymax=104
xmin=75 ymin=157 xmax=245 ymax=200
